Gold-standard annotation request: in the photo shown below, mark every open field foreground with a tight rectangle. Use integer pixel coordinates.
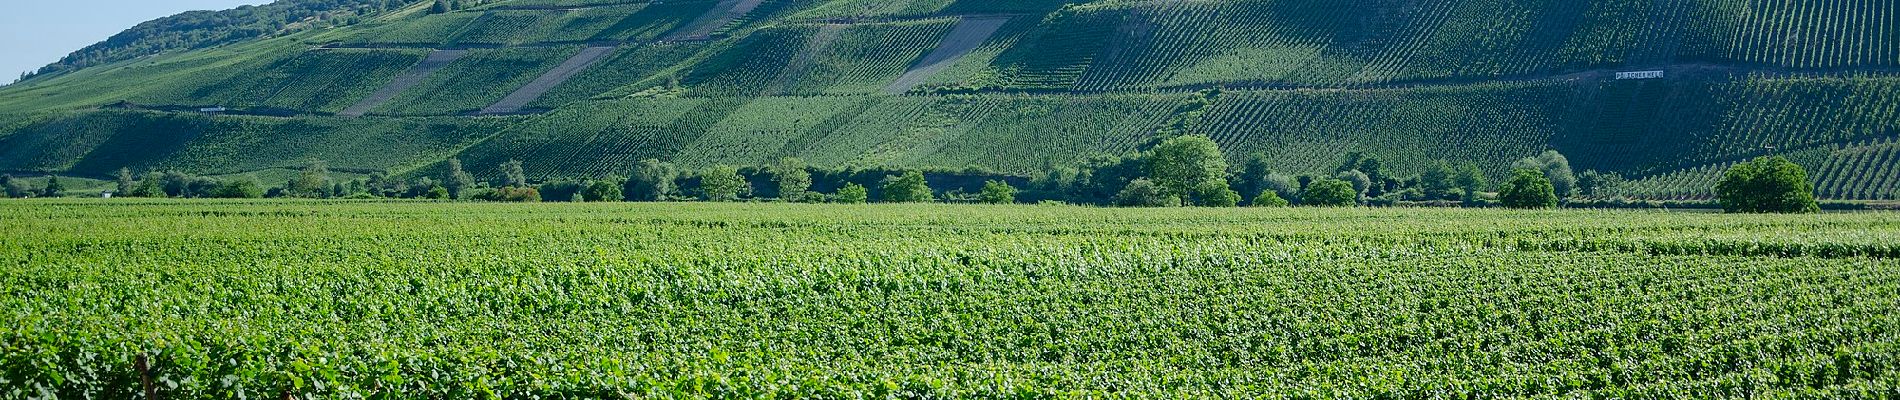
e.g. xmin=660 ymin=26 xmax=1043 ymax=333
xmin=2 ymin=201 xmax=1899 ymax=398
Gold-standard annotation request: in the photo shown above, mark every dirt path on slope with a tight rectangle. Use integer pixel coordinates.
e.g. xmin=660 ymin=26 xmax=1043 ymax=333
xmin=881 ymin=15 xmax=1013 ymax=94
xmin=478 ymin=45 xmax=620 ymax=115
xmin=763 ymin=24 xmax=847 ymax=95
xmin=339 ymin=49 xmax=470 ymax=117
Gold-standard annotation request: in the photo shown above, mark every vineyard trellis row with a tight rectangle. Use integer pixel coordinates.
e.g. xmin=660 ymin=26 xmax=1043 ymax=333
xmin=3 ymin=203 xmax=1899 ymax=398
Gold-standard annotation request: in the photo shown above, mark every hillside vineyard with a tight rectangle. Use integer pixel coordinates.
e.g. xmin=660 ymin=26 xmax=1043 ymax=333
xmin=2 ymin=0 xmax=1900 ymax=199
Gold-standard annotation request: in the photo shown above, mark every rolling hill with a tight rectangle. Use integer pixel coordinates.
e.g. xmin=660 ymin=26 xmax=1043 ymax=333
xmin=2 ymin=0 xmax=1898 ymax=200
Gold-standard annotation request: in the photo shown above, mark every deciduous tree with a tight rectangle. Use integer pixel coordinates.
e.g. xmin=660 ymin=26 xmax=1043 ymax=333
xmin=880 ymin=171 xmax=933 ymax=203
xmin=116 ymin=168 xmax=136 ymax=196
xmin=834 ymin=183 xmax=868 ymax=204
xmin=41 ymin=176 xmax=64 ymax=198
xmin=699 ymin=166 xmax=749 ymax=202
xmin=499 ymin=159 xmax=527 ymax=188
xmin=1716 ymin=156 xmax=1819 ymax=214
xmin=445 ymin=159 xmax=475 ymax=199
xmin=978 ymin=181 xmax=1016 ymax=204
xmin=1514 ymin=150 xmax=1576 ymax=198
xmin=1301 ymin=179 xmax=1357 ymax=207
xmin=1114 ymin=179 xmax=1173 ymax=207
xmin=1499 ymin=169 xmax=1559 ymax=209
xmin=771 ymin=157 xmax=812 ymax=202
xmin=624 ymin=159 xmax=679 ymax=201
xmin=582 ymin=179 xmax=623 ymax=202
xmin=1146 ymin=135 xmax=1228 ymax=205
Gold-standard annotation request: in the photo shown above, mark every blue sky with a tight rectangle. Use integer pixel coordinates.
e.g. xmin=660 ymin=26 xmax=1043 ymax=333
xmin=1 ymin=0 xmax=270 ymax=82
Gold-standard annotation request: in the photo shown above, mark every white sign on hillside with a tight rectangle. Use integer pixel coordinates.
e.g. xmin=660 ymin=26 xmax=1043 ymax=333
xmin=1615 ymin=70 xmax=1665 ymax=80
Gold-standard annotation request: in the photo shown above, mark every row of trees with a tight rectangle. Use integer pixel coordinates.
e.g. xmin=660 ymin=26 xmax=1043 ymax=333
xmin=0 ymin=170 xmax=264 ymax=199
xmin=1022 ymin=136 xmax=1592 ymax=209
xmin=0 ymin=175 xmax=62 ymax=198
xmin=428 ymin=0 xmax=495 ymax=14
xmin=1485 ymin=151 xmax=1819 ymax=213
xmin=4 ymin=139 xmax=1819 ymax=213
xmin=602 ymin=159 xmax=977 ymax=204
xmin=1019 ymin=135 xmax=1810 ymax=213
xmin=267 ymin=158 xmax=1006 ymax=205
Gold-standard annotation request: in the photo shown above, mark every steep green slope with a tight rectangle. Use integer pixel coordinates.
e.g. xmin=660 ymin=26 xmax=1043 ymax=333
xmin=0 ymin=111 xmax=514 ymax=177
xmin=1 ymin=0 xmax=1898 ymax=200
xmin=19 ymin=0 xmax=432 ymax=80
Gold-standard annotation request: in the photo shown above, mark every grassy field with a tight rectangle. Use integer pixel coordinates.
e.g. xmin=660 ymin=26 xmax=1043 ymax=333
xmin=2 ymin=201 xmax=1898 ymax=397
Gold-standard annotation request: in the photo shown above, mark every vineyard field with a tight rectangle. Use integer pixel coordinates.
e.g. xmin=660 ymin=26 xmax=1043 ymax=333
xmin=331 ymin=11 xmax=485 ymax=47
xmin=2 ymin=0 xmax=1900 ymax=200
xmin=188 ymin=49 xmax=434 ymax=114
xmin=2 ymin=202 xmax=1898 ymax=397
xmin=6 ymin=73 xmax=1899 ymax=194
xmin=523 ymin=42 xmax=707 ymax=109
xmin=451 ymin=93 xmax=1184 ymax=177
xmin=447 ymin=5 xmax=651 ymax=46
xmin=370 ymin=46 xmax=584 ymax=116
xmin=780 ymin=19 xmax=957 ymax=96
xmin=0 ymin=111 xmax=516 ymax=177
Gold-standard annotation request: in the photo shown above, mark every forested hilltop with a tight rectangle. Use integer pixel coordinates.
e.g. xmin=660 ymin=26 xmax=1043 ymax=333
xmin=2 ymin=0 xmax=1898 ymax=203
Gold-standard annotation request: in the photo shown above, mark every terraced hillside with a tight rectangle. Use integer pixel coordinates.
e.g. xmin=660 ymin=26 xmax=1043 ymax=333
xmin=2 ymin=0 xmax=1899 ymax=200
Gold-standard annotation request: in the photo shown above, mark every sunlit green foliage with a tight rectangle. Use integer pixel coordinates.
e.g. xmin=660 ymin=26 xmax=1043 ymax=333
xmin=1500 ymin=169 xmax=1560 ymax=209
xmin=4 ymin=202 xmax=1900 ymax=397
xmin=879 ymin=171 xmax=933 ymax=203
xmin=1302 ymin=179 xmax=1358 ymax=207
xmin=373 ymin=47 xmax=583 ymax=116
xmin=1717 ymin=156 xmax=1820 ymax=214
xmin=977 ymin=180 xmax=1015 ymax=204
xmin=1 ymin=0 xmax=1899 ymax=203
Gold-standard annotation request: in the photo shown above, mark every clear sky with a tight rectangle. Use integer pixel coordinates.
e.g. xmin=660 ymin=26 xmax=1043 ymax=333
xmin=0 ymin=0 xmax=270 ymax=83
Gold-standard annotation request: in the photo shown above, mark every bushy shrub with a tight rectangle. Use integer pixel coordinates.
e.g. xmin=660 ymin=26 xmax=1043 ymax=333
xmin=834 ymin=183 xmax=869 ymax=204
xmin=880 ymin=171 xmax=933 ymax=203
xmin=625 ymin=159 xmax=679 ymax=202
xmin=699 ymin=166 xmax=749 ymax=202
xmin=1192 ymin=180 xmax=1239 ymax=207
xmin=1114 ymin=179 xmax=1174 ymax=207
xmin=1716 ymin=156 xmax=1819 ymax=214
xmin=582 ymin=180 xmax=623 ymax=202
xmin=1251 ymin=191 xmax=1289 ymax=207
xmin=1301 ymin=179 xmax=1358 ymax=207
xmin=212 ymin=178 xmax=265 ymax=199
xmin=1499 ymin=169 xmax=1558 ymax=209
xmin=978 ymin=181 xmax=1016 ymax=204
xmin=538 ymin=180 xmax=587 ymax=202
xmin=475 ymin=187 xmax=541 ymax=202
xmin=1513 ymin=151 xmax=1575 ymax=198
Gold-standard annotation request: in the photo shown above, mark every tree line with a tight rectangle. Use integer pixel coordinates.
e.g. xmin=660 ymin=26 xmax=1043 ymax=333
xmin=0 ymin=134 xmax=1818 ymax=213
